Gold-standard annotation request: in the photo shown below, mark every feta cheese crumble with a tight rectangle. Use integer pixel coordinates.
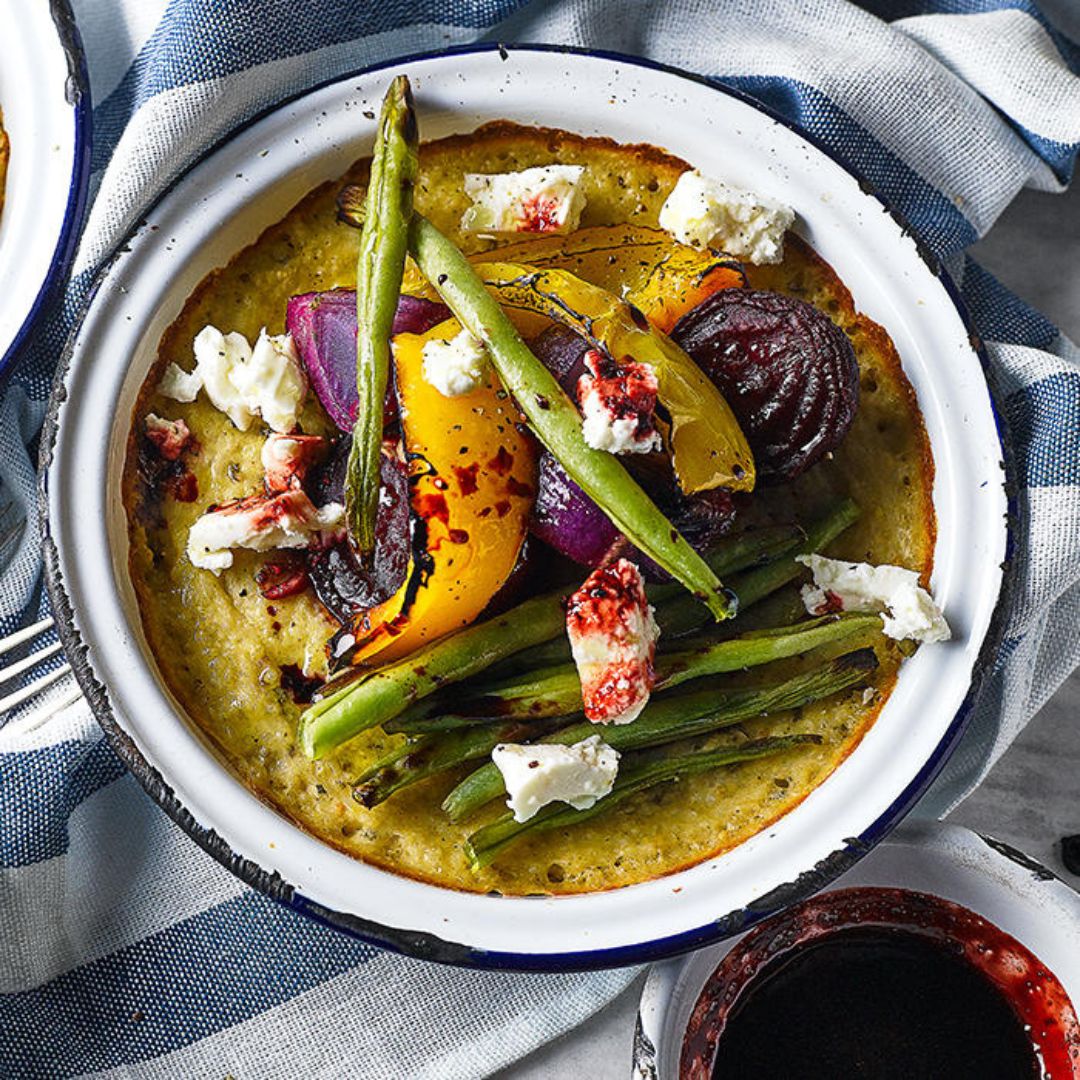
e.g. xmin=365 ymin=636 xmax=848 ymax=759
xmin=797 ymin=554 xmax=951 ymax=644
xmin=157 ymin=362 xmax=202 ymax=403
xmin=235 ymin=330 xmax=308 ymax=433
xmin=420 ymin=329 xmax=489 ymax=397
xmin=659 ymin=170 xmax=794 ymax=264
xmin=492 ymin=735 xmax=620 ymax=823
xmin=261 ymin=433 xmax=327 ymax=493
xmin=566 ymin=558 xmax=660 ymax=725
xmin=461 ymin=165 xmax=587 ymax=235
xmin=577 ymin=350 xmax=662 ymax=455
xmin=187 ymin=490 xmax=344 ymax=572
xmin=160 ymin=326 xmax=307 ymax=433
xmin=144 ymin=414 xmax=193 ymax=461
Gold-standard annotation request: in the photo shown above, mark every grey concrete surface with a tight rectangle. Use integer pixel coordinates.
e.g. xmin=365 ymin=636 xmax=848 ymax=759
xmin=497 ymin=181 xmax=1080 ymax=1080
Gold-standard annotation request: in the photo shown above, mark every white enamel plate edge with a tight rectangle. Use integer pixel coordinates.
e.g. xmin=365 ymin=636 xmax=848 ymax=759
xmin=44 ymin=47 xmax=1008 ymax=965
xmin=0 ymin=0 xmax=88 ymax=373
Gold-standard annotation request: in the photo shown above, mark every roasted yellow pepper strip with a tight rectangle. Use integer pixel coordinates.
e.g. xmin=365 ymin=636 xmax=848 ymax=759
xmin=401 ymin=225 xmax=743 ymax=336
xmin=408 ymin=214 xmax=737 ymax=621
xmin=346 ymin=317 xmax=536 ymax=664
xmin=478 ymin=224 xmax=745 ymax=332
xmin=468 ymin=261 xmax=755 ymax=495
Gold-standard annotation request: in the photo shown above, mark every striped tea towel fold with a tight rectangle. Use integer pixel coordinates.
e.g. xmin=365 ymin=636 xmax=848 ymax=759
xmin=1 ymin=1 xmax=1078 ymax=1076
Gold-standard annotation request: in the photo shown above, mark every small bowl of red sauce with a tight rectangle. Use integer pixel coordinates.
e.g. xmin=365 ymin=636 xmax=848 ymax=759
xmin=635 ymin=822 xmax=1080 ymax=1080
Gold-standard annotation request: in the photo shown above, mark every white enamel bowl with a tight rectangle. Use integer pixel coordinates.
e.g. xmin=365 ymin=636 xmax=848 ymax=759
xmin=634 ymin=821 xmax=1080 ymax=1078
xmin=42 ymin=46 xmax=1010 ymax=970
xmin=0 ymin=0 xmax=90 ymax=377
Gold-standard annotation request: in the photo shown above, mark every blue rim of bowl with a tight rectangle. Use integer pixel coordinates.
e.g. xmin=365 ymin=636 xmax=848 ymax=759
xmin=0 ymin=0 xmax=92 ymax=384
xmin=40 ymin=41 xmax=1017 ymax=973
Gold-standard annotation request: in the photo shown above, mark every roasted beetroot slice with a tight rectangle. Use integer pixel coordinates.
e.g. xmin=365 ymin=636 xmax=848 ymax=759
xmin=669 ymin=485 xmax=737 ymax=548
xmin=672 ymin=289 xmax=859 ymax=483
xmin=307 ymin=436 xmax=410 ymax=623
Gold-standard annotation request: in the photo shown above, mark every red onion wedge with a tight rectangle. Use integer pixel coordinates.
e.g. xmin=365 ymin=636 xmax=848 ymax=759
xmin=531 ymin=450 xmax=621 ymax=568
xmin=526 ymin=322 xmax=735 ymax=577
xmin=285 ymin=289 xmax=449 ymax=431
xmin=531 ymin=450 xmax=735 ymax=581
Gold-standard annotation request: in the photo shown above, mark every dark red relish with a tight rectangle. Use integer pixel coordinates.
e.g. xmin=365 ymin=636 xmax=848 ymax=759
xmin=682 ymin=887 xmax=1080 ymax=1080
xmin=710 ymin=926 xmax=1037 ymax=1079
xmin=256 ymin=551 xmax=309 ymax=599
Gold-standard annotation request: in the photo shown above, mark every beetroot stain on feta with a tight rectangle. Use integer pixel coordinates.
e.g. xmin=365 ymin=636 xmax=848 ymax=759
xmin=566 ymin=558 xmax=659 ymax=725
xmin=577 ymin=350 xmax=662 ymax=455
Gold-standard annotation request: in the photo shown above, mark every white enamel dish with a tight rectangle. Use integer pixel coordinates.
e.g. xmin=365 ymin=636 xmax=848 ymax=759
xmin=41 ymin=45 xmax=1010 ymax=970
xmin=633 ymin=821 xmax=1080 ymax=1078
xmin=0 ymin=0 xmax=90 ymax=378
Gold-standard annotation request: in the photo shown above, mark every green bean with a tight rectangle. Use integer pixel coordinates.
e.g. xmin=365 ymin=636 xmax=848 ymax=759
xmin=407 ymin=212 xmax=736 ymax=621
xmin=383 ymin=664 xmax=581 ymax=734
xmin=465 ymin=734 xmax=822 ymax=869
xmin=730 ymin=497 xmax=860 ymax=609
xmin=650 ymin=497 xmax=861 ymax=642
xmin=484 ymin=523 xmax=805 ymax=679
xmin=381 ymin=710 xmax=517 ymax=736
xmin=405 ymin=613 xmax=879 ymax=728
xmin=297 ymin=586 xmax=569 ymax=758
xmin=352 ymin=717 xmax=570 ymax=809
xmin=346 ymin=75 xmax=419 ymax=554
xmin=443 ymin=648 xmax=877 ymax=822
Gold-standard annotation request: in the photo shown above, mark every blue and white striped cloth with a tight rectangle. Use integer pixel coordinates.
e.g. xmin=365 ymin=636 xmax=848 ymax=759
xmin=2 ymin=1 xmax=1078 ymax=1075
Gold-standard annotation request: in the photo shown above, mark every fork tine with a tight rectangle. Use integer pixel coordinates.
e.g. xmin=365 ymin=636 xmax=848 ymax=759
xmin=1 ymin=681 xmax=84 ymax=736
xmin=0 ymin=617 xmax=55 ymax=657
xmin=0 ymin=640 xmax=64 ymax=686
xmin=0 ymin=663 xmax=72 ymax=714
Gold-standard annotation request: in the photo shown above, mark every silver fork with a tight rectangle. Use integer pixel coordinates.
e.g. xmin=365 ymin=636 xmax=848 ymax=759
xmin=0 ymin=503 xmax=82 ymax=727
xmin=0 ymin=616 xmax=78 ymax=716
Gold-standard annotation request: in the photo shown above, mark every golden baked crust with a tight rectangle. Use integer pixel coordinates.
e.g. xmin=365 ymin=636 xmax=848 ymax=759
xmin=0 ymin=109 xmax=9 ymax=223
xmin=124 ymin=122 xmax=934 ymax=895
